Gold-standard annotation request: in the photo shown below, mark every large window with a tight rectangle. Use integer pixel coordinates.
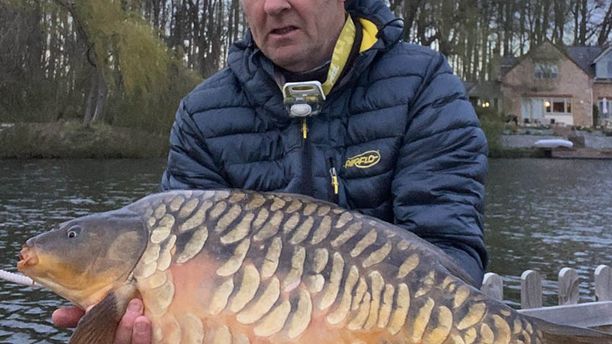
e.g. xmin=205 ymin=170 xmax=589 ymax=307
xmin=534 ymin=63 xmax=559 ymax=80
xmin=521 ymin=96 xmax=573 ymax=125
xmin=544 ymin=97 xmax=572 ymax=114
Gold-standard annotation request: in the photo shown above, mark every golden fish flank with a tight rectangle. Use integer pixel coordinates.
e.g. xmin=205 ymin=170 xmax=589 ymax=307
xmin=174 ymin=224 xmax=208 ymax=264
xmin=236 ymin=276 xmax=281 ymax=324
xmin=178 ymin=200 xmax=211 ymax=233
xmin=287 ymin=288 xmax=313 ymax=338
xmin=282 ymin=246 xmax=305 ymax=291
xmin=253 ymin=211 xmax=283 ymax=241
xmin=347 ymin=290 xmax=371 ymax=330
xmin=17 ymin=190 xmax=612 ymax=344
xmin=167 ymin=194 xmax=185 ymax=212
xmin=209 ymin=277 xmax=234 ymax=315
xmin=326 ymin=265 xmax=359 ymax=324
xmin=177 ymin=197 xmax=199 ymax=219
xmin=178 ymin=313 xmax=205 ymax=343
xmin=364 ymin=271 xmax=385 ymax=329
xmin=310 ymin=215 xmax=332 ymax=245
xmin=351 ymin=277 xmax=368 ymax=311
xmin=377 ymin=284 xmax=395 ymax=328
xmin=260 ymin=237 xmax=282 ymax=279
xmin=216 ymin=238 xmax=251 ymax=276
xmin=229 ymin=264 xmax=261 ymax=313
xmin=216 ymin=204 xmax=243 ymax=234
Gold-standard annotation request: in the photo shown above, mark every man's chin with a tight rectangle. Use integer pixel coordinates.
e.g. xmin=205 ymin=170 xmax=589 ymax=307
xmin=267 ymin=51 xmax=313 ymax=72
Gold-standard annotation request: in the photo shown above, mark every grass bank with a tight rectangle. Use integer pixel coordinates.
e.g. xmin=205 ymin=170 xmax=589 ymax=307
xmin=0 ymin=120 xmax=546 ymax=160
xmin=0 ymin=121 xmax=169 ymax=159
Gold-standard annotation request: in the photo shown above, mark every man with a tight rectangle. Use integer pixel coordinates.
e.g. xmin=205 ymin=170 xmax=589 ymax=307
xmin=53 ymin=0 xmax=488 ymax=341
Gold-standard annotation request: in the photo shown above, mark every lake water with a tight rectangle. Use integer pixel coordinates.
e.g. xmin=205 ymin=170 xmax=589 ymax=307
xmin=1 ymin=158 xmax=611 ymax=343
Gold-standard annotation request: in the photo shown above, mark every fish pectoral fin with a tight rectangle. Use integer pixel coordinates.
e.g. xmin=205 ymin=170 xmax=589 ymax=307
xmin=69 ymin=284 xmax=138 ymax=344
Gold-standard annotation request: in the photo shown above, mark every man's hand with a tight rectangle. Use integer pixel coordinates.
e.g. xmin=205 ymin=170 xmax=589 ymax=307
xmin=52 ymin=299 xmax=152 ymax=344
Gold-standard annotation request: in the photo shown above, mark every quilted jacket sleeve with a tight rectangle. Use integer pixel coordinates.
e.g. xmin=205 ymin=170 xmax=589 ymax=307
xmin=161 ymin=100 xmax=229 ymax=191
xmin=392 ymin=51 xmax=488 ymax=286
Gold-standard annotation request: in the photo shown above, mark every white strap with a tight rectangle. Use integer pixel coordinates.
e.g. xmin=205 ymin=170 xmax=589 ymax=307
xmin=0 ymin=269 xmax=38 ymax=287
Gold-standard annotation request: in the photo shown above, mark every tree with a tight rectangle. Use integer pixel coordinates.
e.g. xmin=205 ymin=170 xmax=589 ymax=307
xmin=4 ymin=0 xmax=612 ymax=131
xmin=597 ymin=0 xmax=612 ymax=45
xmin=53 ymin=0 xmax=173 ymax=126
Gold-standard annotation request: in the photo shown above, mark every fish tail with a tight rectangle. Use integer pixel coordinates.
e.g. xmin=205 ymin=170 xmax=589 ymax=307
xmin=535 ymin=318 xmax=612 ymax=344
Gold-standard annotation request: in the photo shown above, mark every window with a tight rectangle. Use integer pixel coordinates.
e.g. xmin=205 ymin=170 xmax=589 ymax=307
xmin=476 ymin=98 xmax=496 ymax=109
xmin=534 ymin=63 xmax=559 ymax=79
xmin=523 ymin=97 xmax=573 ymax=125
xmin=597 ymin=55 xmax=612 ymax=79
xmin=599 ymin=98 xmax=612 ymax=118
xmin=552 ymin=101 xmax=565 ymax=112
xmin=544 ymin=97 xmax=572 ymax=114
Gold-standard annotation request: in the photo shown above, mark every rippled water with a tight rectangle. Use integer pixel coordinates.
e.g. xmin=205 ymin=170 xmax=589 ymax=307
xmin=0 ymin=160 xmax=165 ymax=343
xmin=0 ymin=158 xmax=611 ymax=342
xmin=485 ymin=159 xmax=612 ymax=306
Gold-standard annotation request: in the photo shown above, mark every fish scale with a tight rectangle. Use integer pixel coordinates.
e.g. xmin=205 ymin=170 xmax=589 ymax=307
xmin=17 ymin=190 xmax=612 ymax=344
xmin=131 ymin=190 xmax=542 ymax=343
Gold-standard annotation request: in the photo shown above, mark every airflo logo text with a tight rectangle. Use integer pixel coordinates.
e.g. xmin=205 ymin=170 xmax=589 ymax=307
xmin=344 ymin=150 xmax=381 ymax=169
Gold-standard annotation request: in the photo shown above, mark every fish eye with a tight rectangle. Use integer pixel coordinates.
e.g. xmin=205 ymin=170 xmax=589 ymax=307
xmin=67 ymin=226 xmax=81 ymax=239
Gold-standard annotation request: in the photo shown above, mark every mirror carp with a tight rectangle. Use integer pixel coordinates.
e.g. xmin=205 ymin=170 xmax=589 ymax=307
xmin=17 ymin=190 xmax=612 ymax=343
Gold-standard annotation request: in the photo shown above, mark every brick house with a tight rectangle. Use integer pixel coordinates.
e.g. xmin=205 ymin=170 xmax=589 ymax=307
xmin=499 ymin=41 xmax=612 ymax=127
xmin=592 ymin=47 xmax=612 ymax=126
xmin=498 ymin=41 xmax=612 ymax=127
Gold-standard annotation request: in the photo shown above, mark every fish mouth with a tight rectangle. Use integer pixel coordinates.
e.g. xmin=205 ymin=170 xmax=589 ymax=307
xmin=17 ymin=246 xmax=39 ymax=271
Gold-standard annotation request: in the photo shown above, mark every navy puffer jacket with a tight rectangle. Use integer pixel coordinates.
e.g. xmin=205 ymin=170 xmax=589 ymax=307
xmin=162 ymin=0 xmax=488 ymax=285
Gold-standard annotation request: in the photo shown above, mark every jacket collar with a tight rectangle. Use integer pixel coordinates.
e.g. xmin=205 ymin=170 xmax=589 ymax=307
xmin=346 ymin=0 xmax=403 ymax=48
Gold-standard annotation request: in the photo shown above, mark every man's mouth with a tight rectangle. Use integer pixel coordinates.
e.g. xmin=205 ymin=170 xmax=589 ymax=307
xmin=270 ymin=26 xmax=297 ymax=36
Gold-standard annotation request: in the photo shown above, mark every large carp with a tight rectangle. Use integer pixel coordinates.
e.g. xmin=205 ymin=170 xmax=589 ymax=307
xmin=17 ymin=190 xmax=612 ymax=344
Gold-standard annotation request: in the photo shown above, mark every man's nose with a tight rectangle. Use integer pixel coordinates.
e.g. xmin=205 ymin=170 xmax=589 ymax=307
xmin=263 ymin=0 xmax=291 ymax=15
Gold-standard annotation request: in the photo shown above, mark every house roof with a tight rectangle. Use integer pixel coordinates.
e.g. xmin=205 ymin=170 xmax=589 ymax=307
xmin=593 ymin=46 xmax=612 ymax=63
xmin=565 ymin=46 xmax=604 ymax=76
xmin=500 ymin=54 xmax=518 ymax=76
xmin=500 ymin=54 xmax=518 ymax=67
xmin=500 ymin=41 xmax=604 ymax=79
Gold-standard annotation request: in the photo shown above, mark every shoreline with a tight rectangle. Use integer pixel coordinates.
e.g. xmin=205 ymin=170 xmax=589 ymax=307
xmin=3 ymin=122 xmax=612 ymax=160
xmin=0 ymin=121 xmax=169 ymax=159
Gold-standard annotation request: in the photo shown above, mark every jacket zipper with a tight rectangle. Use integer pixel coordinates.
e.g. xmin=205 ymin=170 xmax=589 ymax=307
xmin=301 ymin=118 xmax=313 ymax=196
xmin=328 ymin=157 xmax=339 ymax=203
xmin=301 ymin=118 xmax=308 ymax=139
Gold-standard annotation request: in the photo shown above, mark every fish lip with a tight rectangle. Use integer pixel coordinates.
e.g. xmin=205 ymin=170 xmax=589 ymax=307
xmin=17 ymin=246 xmax=39 ymax=272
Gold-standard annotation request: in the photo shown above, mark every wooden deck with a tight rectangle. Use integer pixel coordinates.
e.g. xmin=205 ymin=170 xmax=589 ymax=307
xmin=481 ymin=265 xmax=612 ymax=329
xmin=549 ymin=147 xmax=612 ymax=159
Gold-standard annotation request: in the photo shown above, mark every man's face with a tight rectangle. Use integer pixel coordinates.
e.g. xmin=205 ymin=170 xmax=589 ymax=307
xmin=243 ymin=0 xmax=346 ymax=72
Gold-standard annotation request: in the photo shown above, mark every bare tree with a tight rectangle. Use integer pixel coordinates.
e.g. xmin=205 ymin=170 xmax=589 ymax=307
xmin=4 ymin=0 xmax=612 ymax=129
xmin=597 ymin=0 xmax=612 ymax=45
